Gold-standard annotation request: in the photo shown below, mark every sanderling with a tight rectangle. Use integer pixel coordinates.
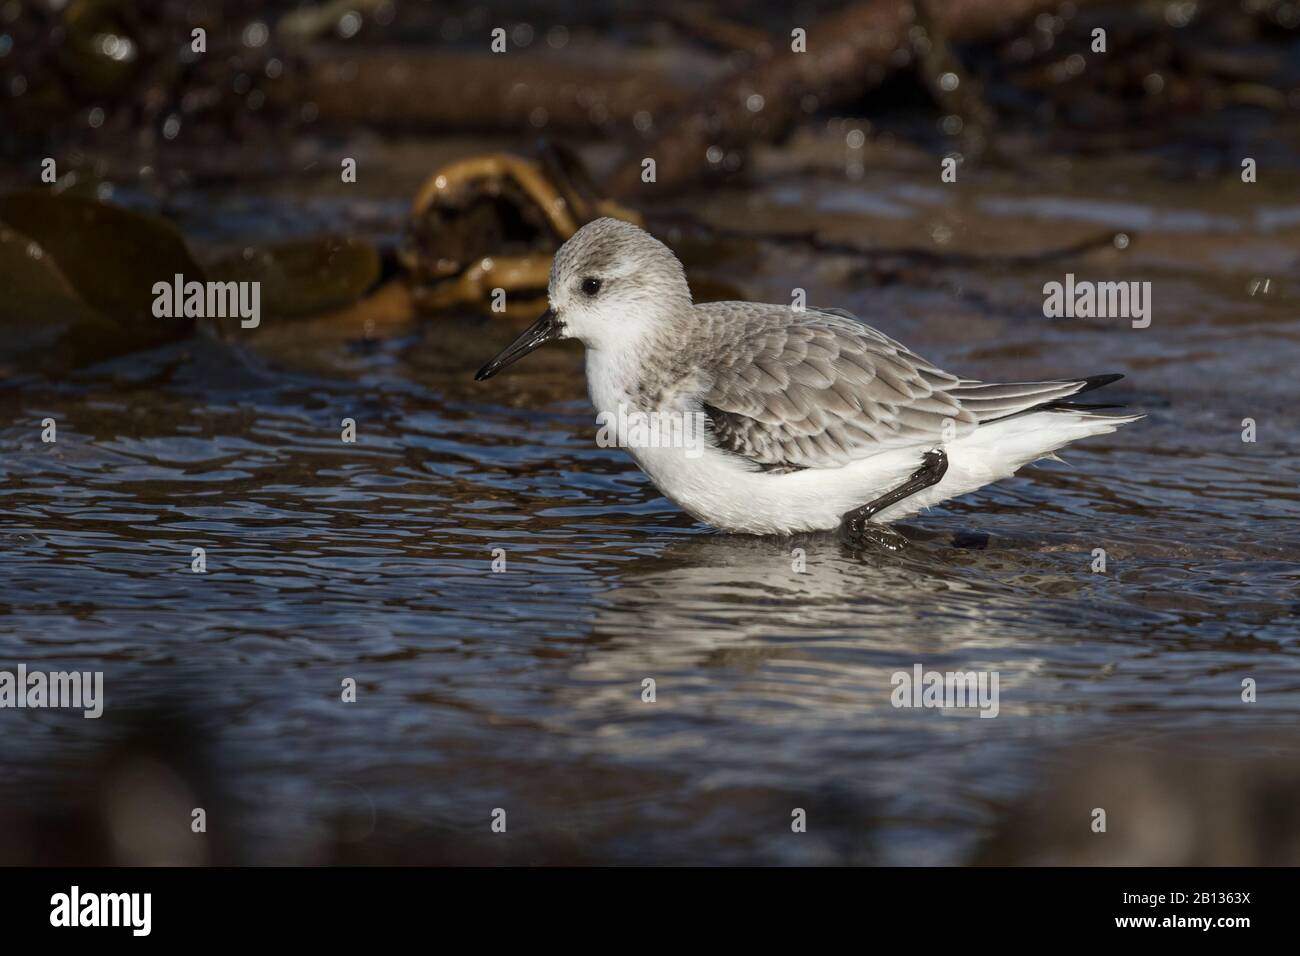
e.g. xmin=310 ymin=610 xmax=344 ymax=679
xmin=476 ymin=218 xmax=1139 ymax=546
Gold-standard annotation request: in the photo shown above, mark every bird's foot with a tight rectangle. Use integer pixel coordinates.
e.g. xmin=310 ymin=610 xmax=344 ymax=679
xmin=840 ymin=517 xmax=908 ymax=552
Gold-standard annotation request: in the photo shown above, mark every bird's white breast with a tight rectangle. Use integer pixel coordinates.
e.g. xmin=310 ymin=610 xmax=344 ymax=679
xmin=585 ymin=348 xmax=917 ymax=533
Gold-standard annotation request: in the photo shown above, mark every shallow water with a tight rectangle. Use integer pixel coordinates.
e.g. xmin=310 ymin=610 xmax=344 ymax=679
xmin=2 ymin=150 xmax=1299 ymax=864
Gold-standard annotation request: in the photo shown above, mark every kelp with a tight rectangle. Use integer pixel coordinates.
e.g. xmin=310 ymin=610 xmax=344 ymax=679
xmin=0 ymin=194 xmax=385 ymax=369
xmin=0 ymin=194 xmax=199 ymax=367
xmin=206 ymin=236 xmax=381 ymax=321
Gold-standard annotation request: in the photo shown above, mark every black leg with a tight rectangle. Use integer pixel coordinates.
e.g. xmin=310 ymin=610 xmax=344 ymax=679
xmin=840 ymin=449 xmax=949 ymax=549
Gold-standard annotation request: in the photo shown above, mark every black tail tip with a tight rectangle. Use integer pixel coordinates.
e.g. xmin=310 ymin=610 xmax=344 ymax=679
xmin=1076 ymin=373 xmax=1124 ymax=395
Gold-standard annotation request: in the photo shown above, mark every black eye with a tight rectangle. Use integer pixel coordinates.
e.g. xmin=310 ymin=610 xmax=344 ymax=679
xmin=581 ymin=277 xmax=602 ymax=297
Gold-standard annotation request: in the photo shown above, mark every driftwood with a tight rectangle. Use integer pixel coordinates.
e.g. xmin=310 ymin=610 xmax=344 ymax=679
xmin=288 ymin=0 xmax=1112 ymax=195
xmin=606 ymin=0 xmax=1109 ymax=196
xmin=8 ymin=0 xmax=1289 ymax=176
xmin=293 ymin=49 xmax=697 ymax=135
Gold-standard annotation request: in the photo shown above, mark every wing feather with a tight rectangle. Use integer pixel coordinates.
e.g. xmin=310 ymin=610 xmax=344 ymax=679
xmin=688 ymin=303 xmax=1119 ymax=471
xmin=697 ymin=303 xmax=974 ymax=469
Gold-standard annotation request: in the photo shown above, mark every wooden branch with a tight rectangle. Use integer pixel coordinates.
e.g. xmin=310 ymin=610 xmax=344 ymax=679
xmin=608 ymin=0 xmax=1108 ymax=197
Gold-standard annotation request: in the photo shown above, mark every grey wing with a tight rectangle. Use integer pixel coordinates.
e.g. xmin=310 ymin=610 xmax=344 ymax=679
xmin=947 ymin=374 xmax=1126 ymax=422
xmin=698 ymin=305 xmax=977 ymax=470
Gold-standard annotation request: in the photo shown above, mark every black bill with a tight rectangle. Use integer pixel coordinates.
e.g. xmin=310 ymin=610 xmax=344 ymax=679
xmin=474 ymin=308 xmax=562 ymax=381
